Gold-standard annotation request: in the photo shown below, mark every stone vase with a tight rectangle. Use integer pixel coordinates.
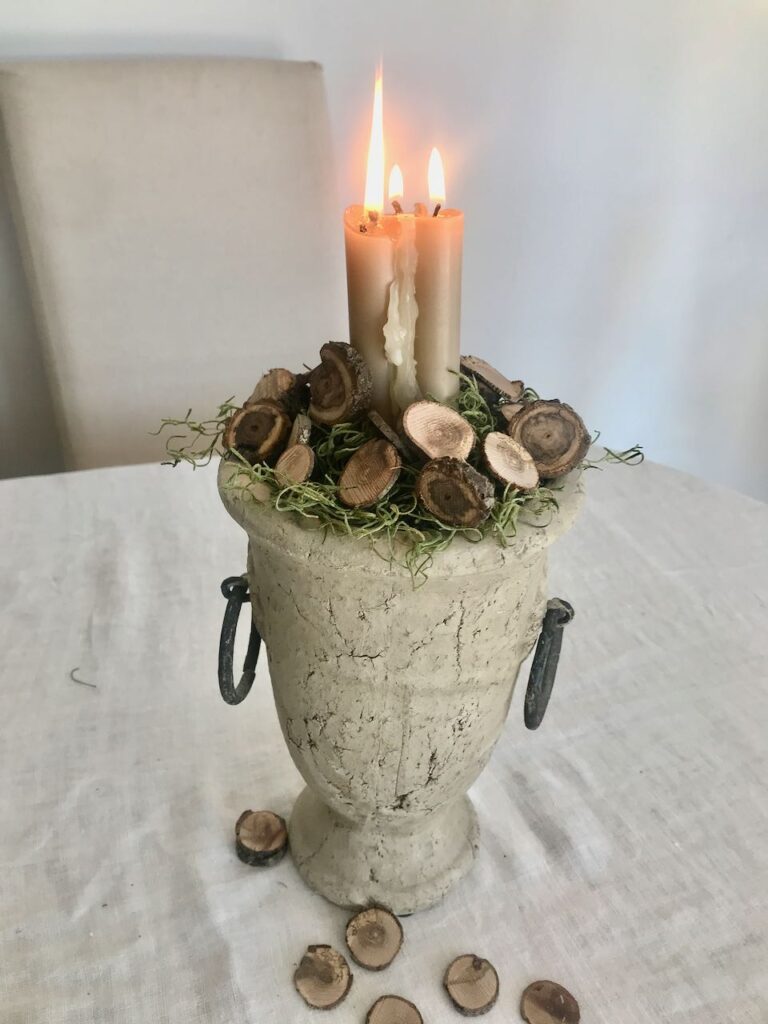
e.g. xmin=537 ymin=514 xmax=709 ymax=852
xmin=219 ymin=460 xmax=583 ymax=914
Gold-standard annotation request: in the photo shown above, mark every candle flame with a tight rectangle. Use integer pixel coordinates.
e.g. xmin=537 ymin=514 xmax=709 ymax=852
xmin=428 ymin=147 xmax=446 ymax=205
xmin=364 ymin=66 xmax=385 ymax=215
xmin=388 ymin=163 xmax=404 ymax=201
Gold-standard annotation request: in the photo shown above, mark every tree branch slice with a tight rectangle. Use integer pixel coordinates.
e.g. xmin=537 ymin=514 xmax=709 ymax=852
xmin=294 ymin=945 xmax=352 ymax=1010
xmin=288 ymin=412 xmax=312 ymax=447
xmin=234 ymin=809 xmax=288 ymax=866
xmin=223 ymin=401 xmax=291 ymax=465
xmin=247 ymin=368 xmax=307 ymax=414
xmin=417 ymin=458 xmax=495 ymax=528
xmin=366 ymin=995 xmax=423 ymax=1024
xmin=507 ymin=400 xmax=590 ymax=479
xmin=443 ymin=954 xmax=500 ymax=1016
xmin=345 ymin=906 xmax=403 ymax=971
xmin=402 ymin=401 xmax=475 ymax=461
xmin=483 ymin=432 xmax=539 ymax=490
xmin=339 ymin=439 xmax=401 ymax=508
xmin=308 ymin=342 xmax=373 ymax=425
xmin=275 ymin=444 xmax=315 ymax=487
xmin=520 ymin=980 xmax=580 ymax=1024
xmin=461 ymin=355 xmax=524 ymax=403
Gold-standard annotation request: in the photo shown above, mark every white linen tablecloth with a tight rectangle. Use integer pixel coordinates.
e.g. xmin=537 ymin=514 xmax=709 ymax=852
xmin=1 ymin=460 xmax=766 ymax=1023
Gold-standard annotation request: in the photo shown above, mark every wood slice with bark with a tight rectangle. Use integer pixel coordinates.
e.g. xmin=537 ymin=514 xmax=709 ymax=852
xmin=483 ymin=432 xmax=539 ymax=491
xmin=234 ymin=809 xmax=288 ymax=866
xmin=366 ymin=995 xmax=423 ymax=1024
xmin=308 ymin=342 xmax=373 ymax=425
xmin=368 ymin=409 xmax=411 ymax=456
xmin=507 ymin=400 xmax=590 ymax=479
xmin=223 ymin=400 xmax=291 ymax=465
xmin=345 ymin=906 xmax=403 ymax=970
xmin=288 ymin=412 xmax=313 ymax=448
xmin=443 ymin=954 xmax=500 ymax=1016
xmin=498 ymin=402 xmax=524 ymax=425
xmin=246 ymin=368 xmax=306 ymax=414
xmin=274 ymin=444 xmax=315 ymax=487
xmin=339 ymin=439 xmax=401 ymax=508
xmin=417 ymin=458 xmax=495 ymax=528
xmin=461 ymin=355 xmax=524 ymax=404
xmin=294 ymin=945 xmax=352 ymax=1010
xmin=520 ymin=980 xmax=580 ymax=1024
xmin=402 ymin=401 xmax=475 ymax=461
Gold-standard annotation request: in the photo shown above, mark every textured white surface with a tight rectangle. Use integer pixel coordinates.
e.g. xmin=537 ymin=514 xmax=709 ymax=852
xmin=0 ymin=460 xmax=766 ymax=1022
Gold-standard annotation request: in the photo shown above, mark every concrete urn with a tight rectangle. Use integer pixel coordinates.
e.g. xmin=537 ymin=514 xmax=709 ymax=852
xmin=218 ymin=460 xmax=583 ymax=914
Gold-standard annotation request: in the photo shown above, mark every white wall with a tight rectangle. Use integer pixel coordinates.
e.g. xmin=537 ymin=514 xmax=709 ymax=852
xmin=2 ymin=0 xmax=767 ymax=498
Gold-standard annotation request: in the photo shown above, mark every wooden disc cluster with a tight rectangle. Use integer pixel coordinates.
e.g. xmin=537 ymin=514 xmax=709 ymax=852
xmin=234 ymin=809 xmax=288 ymax=866
xmin=225 ymin=346 xmax=589 ymax=529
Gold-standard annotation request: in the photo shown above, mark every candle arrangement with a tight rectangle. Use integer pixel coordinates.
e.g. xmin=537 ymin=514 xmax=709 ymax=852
xmin=160 ymin=66 xmax=642 ymax=921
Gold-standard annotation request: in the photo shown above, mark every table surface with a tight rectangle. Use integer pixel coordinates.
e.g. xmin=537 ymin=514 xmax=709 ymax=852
xmin=1 ymin=459 xmax=766 ymax=1024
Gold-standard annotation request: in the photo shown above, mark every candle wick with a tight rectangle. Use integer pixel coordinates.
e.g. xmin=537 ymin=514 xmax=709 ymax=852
xmin=368 ymin=210 xmax=380 ymax=225
xmin=432 ymin=203 xmax=442 ymax=218
xmin=391 ymin=199 xmax=403 ymax=215
xmin=359 ymin=223 xmax=368 ymax=234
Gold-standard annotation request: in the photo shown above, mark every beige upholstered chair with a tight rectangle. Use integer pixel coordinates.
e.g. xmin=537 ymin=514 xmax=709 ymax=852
xmin=0 ymin=58 xmax=345 ymax=470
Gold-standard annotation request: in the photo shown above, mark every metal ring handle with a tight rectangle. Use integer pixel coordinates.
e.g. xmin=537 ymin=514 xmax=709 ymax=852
xmin=218 ymin=575 xmax=262 ymax=705
xmin=524 ymin=598 xmax=574 ymax=729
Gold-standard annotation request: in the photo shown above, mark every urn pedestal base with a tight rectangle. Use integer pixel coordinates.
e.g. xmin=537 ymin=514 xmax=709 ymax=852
xmin=289 ymin=787 xmax=479 ymax=915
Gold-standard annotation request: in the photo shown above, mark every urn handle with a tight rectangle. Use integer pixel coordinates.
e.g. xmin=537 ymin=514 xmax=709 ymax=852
xmin=524 ymin=598 xmax=574 ymax=729
xmin=218 ymin=575 xmax=262 ymax=705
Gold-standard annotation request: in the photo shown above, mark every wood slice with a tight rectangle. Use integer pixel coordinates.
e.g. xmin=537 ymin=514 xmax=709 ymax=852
xmin=275 ymin=444 xmax=315 ymax=487
xmin=483 ymin=432 xmax=539 ymax=491
xmin=234 ymin=809 xmax=288 ymax=866
xmin=498 ymin=402 xmax=524 ymax=424
xmin=507 ymin=400 xmax=590 ymax=479
xmin=339 ymin=439 xmax=401 ymax=508
xmin=308 ymin=341 xmax=373 ymax=425
xmin=345 ymin=906 xmax=403 ymax=970
xmin=223 ymin=400 xmax=291 ymax=465
xmin=288 ymin=412 xmax=313 ymax=448
xmin=417 ymin=458 xmax=495 ymax=528
xmin=461 ymin=355 xmax=524 ymax=404
xmin=402 ymin=401 xmax=475 ymax=461
xmin=247 ymin=367 xmax=305 ymax=413
xmin=520 ymin=980 xmax=580 ymax=1024
xmin=369 ymin=409 xmax=410 ymax=456
xmin=294 ymin=945 xmax=352 ymax=1010
xmin=366 ymin=995 xmax=423 ymax=1024
xmin=443 ymin=954 xmax=500 ymax=1016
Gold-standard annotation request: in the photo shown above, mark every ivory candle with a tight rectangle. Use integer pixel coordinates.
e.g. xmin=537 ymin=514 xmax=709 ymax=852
xmin=345 ymin=70 xmax=464 ymax=422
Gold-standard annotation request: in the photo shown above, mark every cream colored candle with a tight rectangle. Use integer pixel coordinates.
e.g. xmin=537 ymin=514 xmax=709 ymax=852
xmin=344 ymin=206 xmax=395 ymax=420
xmin=414 ymin=207 xmax=463 ymax=404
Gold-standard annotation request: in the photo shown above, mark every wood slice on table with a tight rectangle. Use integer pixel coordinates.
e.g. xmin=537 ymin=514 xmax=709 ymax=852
xmin=294 ymin=945 xmax=352 ymax=1010
xmin=498 ymin=402 xmax=524 ymax=425
xmin=443 ymin=954 xmax=500 ymax=1016
xmin=417 ymin=458 xmax=495 ymax=528
xmin=308 ymin=341 xmax=373 ymax=426
xmin=234 ymin=809 xmax=288 ymax=866
xmin=345 ymin=906 xmax=403 ymax=970
xmin=520 ymin=980 xmax=580 ymax=1024
xmin=288 ymin=411 xmax=313 ymax=448
xmin=402 ymin=401 xmax=475 ymax=461
xmin=339 ymin=439 xmax=401 ymax=508
xmin=507 ymin=400 xmax=590 ymax=479
xmin=460 ymin=355 xmax=524 ymax=404
xmin=483 ymin=432 xmax=539 ymax=491
xmin=274 ymin=444 xmax=315 ymax=487
xmin=223 ymin=400 xmax=291 ymax=465
xmin=366 ymin=995 xmax=423 ymax=1024
xmin=246 ymin=368 xmax=306 ymax=413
